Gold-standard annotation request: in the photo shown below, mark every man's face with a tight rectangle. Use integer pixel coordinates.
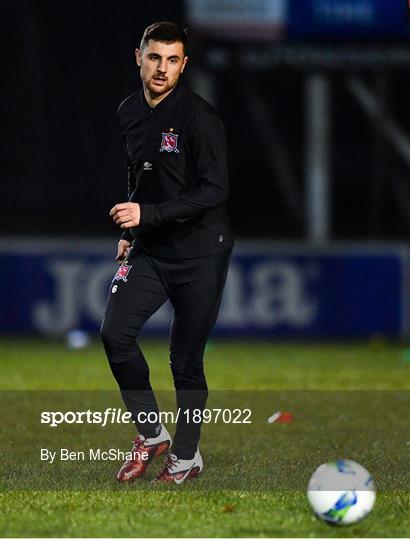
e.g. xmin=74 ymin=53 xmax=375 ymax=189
xmin=136 ymin=40 xmax=188 ymax=97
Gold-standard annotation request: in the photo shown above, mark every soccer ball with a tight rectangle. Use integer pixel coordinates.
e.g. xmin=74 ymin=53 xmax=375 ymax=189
xmin=307 ymin=460 xmax=376 ymax=525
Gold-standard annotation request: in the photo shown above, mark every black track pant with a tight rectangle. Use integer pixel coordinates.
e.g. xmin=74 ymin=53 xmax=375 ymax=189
xmin=100 ymin=245 xmax=231 ymax=459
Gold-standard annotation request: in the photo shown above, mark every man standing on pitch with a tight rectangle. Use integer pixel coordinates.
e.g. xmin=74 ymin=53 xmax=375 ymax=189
xmin=101 ymin=21 xmax=233 ymax=484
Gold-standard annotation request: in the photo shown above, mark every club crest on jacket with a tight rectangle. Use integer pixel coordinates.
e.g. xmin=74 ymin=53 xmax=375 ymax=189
xmin=160 ymin=132 xmax=179 ymax=153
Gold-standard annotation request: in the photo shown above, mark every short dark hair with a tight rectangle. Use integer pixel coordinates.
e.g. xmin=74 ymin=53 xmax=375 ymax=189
xmin=140 ymin=21 xmax=188 ymax=55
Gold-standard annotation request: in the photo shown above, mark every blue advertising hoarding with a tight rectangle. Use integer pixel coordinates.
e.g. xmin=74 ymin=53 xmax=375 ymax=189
xmin=186 ymin=0 xmax=410 ymax=41
xmin=288 ymin=0 xmax=409 ymax=39
xmin=0 ymin=239 xmax=408 ymax=338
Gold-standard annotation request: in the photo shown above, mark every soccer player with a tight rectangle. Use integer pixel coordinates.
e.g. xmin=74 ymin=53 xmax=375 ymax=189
xmin=101 ymin=21 xmax=233 ymax=484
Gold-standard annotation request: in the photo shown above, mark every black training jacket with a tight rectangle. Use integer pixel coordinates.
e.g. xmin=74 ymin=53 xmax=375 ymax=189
xmin=117 ymin=82 xmax=233 ymax=258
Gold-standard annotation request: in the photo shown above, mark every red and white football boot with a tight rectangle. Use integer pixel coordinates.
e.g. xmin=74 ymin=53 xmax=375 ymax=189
xmin=117 ymin=425 xmax=172 ymax=483
xmin=153 ymin=448 xmax=203 ymax=484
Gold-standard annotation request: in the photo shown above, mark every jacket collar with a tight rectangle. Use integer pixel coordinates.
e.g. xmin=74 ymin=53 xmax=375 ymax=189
xmin=140 ymin=81 xmax=183 ymax=113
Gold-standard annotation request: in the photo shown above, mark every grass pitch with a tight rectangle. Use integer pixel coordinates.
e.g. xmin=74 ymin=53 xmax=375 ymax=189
xmin=1 ymin=338 xmax=409 ymax=537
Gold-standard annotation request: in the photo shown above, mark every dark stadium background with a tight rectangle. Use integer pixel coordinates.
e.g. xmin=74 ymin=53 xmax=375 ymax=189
xmin=2 ymin=0 xmax=410 ymax=241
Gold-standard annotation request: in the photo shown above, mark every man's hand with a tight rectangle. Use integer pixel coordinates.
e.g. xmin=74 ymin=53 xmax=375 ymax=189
xmin=115 ymin=239 xmax=131 ymax=262
xmin=110 ymin=202 xmax=141 ymax=228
